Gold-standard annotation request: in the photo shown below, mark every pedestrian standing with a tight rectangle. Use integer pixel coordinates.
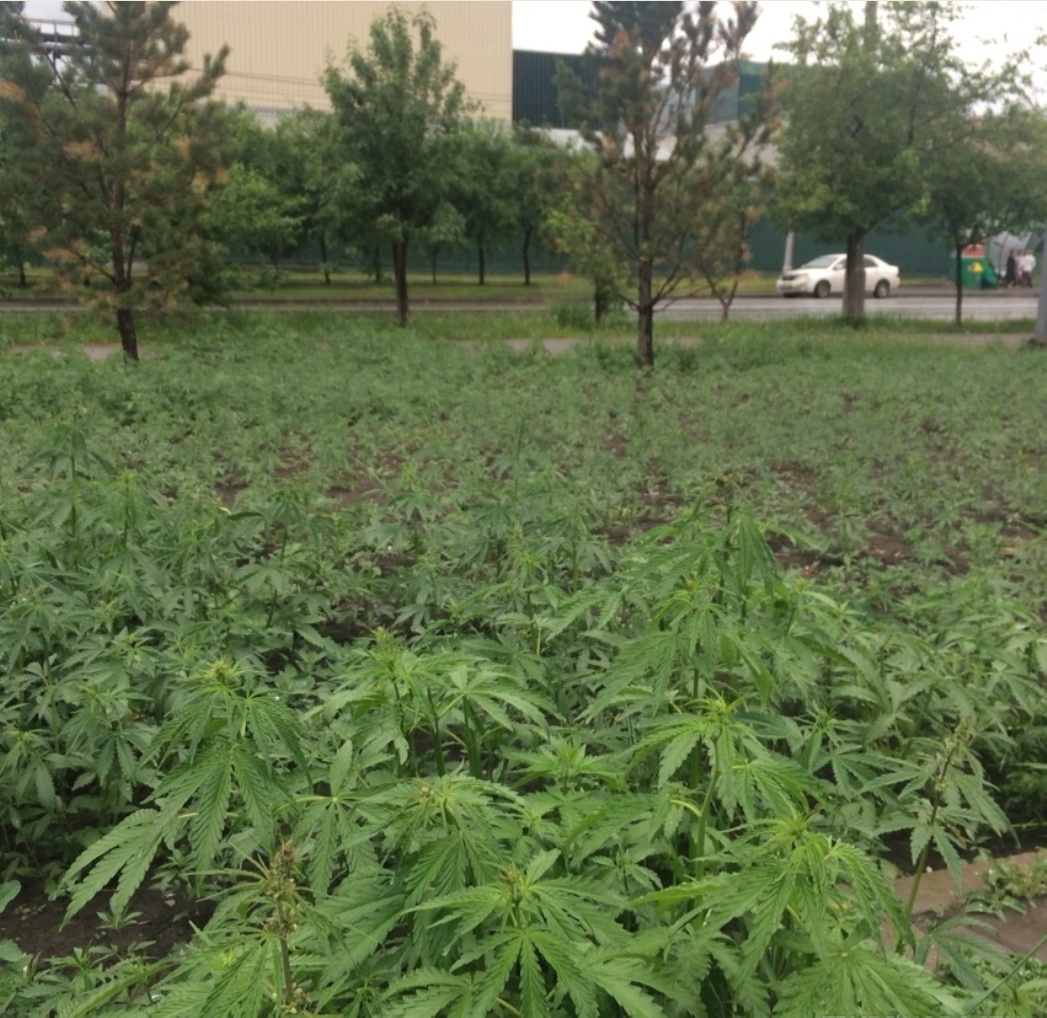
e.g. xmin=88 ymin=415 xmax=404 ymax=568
xmin=1020 ymin=249 xmax=1036 ymax=287
xmin=1005 ymin=251 xmax=1017 ymax=287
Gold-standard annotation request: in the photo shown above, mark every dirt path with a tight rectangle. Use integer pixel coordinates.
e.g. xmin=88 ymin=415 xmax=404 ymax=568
xmin=3 ymin=331 xmax=1036 ymax=363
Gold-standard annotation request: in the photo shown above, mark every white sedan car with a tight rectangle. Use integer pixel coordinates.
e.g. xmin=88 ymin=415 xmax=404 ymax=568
xmin=776 ymin=253 xmax=900 ymax=298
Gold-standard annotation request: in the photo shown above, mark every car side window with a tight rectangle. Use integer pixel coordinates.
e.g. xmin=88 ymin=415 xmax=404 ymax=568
xmin=863 ymin=256 xmax=877 ymax=267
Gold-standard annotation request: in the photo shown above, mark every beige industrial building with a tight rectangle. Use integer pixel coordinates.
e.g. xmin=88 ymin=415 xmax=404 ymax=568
xmin=175 ymin=1 xmax=513 ymax=121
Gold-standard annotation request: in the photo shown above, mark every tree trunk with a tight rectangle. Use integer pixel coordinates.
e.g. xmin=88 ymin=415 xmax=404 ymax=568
xmin=478 ymin=241 xmax=486 ymax=286
xmin=1036 ymin=224 xmax=1047 ymax=340
xmin=843 ymin=232 xmax=866 ymax=320
xmin=392 ymin=240 xmax=409 ymax=327
xmin=116 ymin=306 xmax=139 ymax=362
xmin=719 ymin=284 xmax=739 ymax=323
xmin=319 ymin=236 xmax=330 ymax=285
xmin=594 ymin=276 xmax=617 ymax=324
xmin=636 ymin=259 xmax=654 ymax=368
xmin=636 ymin=304 xmax=654 ymax=368
xmin=522 ymin=227 xmax=532 ymax=286
xmin=953 ymin=242 xmax=964 ymax=326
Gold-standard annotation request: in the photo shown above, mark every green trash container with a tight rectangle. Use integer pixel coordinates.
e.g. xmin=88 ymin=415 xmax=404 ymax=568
xmin=960 ymin=245 xmax=998 ymax=289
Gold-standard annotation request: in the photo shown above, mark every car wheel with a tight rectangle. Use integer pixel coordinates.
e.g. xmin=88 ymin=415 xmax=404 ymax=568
xmin=813 ymin=280 xmax=831 ymax=298
xmin=873 ymin=279 xmax=890 ymax=298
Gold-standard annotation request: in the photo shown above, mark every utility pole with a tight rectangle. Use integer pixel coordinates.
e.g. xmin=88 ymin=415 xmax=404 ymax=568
xmin=1035 ymin=232 xmax=1047 ymax=340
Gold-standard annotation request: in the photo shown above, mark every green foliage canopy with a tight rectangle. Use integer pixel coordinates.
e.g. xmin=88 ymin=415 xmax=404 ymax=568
xmin=451 ymin=121 xmax=522 ymax=286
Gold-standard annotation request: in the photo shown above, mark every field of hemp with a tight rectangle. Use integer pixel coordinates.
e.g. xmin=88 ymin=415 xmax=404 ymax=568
xmin=1 ymin=310 xmax=1046 ymax=1015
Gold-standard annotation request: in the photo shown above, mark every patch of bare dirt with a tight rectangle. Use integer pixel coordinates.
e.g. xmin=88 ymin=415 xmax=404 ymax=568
xmin=0 ymin=880 xmax=213 ymax=964
xmin=81 ymin=343 xmax=121 ymax=362
xmin=864 ymin=520 xmax=910 ymax=565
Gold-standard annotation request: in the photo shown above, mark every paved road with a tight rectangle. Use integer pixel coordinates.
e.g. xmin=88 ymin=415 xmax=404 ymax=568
xmin=662 ymin=289 xmax=1040 ymax=321
xmin=336 ymin=288 xmax=1042 ymax=322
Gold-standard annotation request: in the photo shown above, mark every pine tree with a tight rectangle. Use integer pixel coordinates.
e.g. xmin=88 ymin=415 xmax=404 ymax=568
xmin=0 ymin=2 xmax=230 ymax=359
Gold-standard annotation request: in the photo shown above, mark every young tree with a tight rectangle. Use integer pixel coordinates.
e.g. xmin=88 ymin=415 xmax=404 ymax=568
xmin=557 ymin=1 xmax=766 ymax=368
xmin=0 ymin=113 xmax=35 ymax=286
xmin=452 ymin=121 xmax=520 ymax=286
xmin=230 ymin=108 xmax=345 ymax=284
xmin=0 ymin=2 xmax=230 ymax=360
xmin=691 ymin=73 xmax=777 ymax=322
xmin=546 ymin=146 xmax=628 ymax=323
xmin=202 ymin=109 xmax=306 ymax=277
xmin=203 ymin=163 xmax=303 ymax=272
xmin=514 ymin=124 xmax=568 ymax=287
xmin=273 ymin=109 xmax=342 ymax=285
xmin=775 ymin=1 xmax=1035 ymax=321
xmin=324 ymin=8 xmax=471 ymax=327
xmin=421 ymin=200 xmax=465 ymax=284
xmin=0 ymin=4 xmax=36 ymax=286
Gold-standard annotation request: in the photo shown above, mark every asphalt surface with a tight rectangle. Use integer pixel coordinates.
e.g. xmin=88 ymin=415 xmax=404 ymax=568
xmin=664 ymin=286 xmax=1041 ymax=321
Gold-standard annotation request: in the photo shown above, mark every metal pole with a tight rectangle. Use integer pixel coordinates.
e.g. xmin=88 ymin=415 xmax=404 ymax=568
xmin=1035 ymin=235 xmax=1047 ymax=339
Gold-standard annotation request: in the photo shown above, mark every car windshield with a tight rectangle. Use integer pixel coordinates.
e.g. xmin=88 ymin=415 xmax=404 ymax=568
xmin=800 ymin=255 xmax=841 ymax=269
